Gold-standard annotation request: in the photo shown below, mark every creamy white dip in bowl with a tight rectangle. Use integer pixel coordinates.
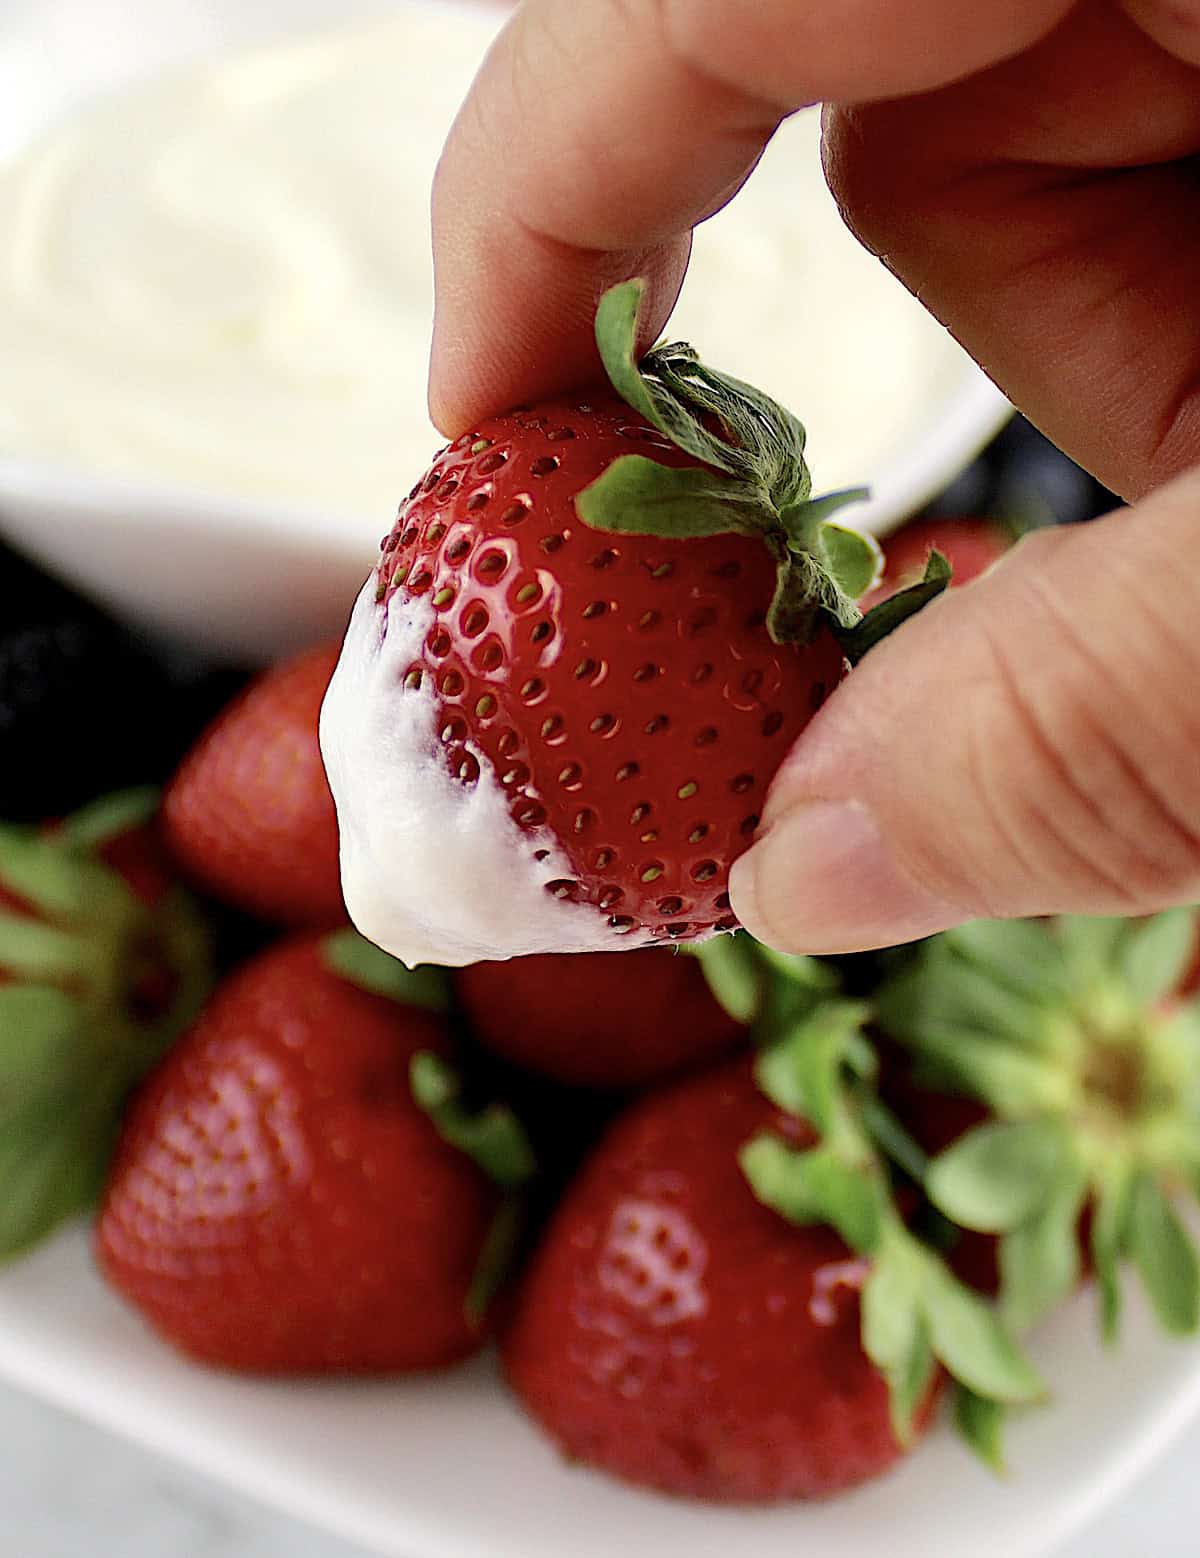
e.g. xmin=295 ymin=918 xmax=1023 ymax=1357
xmin=0 ymin=0 xmax=1009 ymax=660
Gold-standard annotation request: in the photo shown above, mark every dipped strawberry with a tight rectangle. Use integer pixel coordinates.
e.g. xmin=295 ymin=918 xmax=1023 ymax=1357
xmin=97 ymin=931 xmax=531 ymax=1373
xmin=321 ymin=280 xmax=946 ymax=968
xmin=456 ymin=946 xmax=746 ymax=1089
xmin=164 ymin=642 xmax=345 ymax=927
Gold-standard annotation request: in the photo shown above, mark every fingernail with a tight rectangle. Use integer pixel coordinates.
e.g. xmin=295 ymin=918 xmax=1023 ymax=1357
xmin=729 ymin=800 xmax=962 ymax=954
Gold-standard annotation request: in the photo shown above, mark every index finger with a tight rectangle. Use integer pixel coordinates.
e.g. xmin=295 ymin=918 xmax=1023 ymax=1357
xmin=429 ymin=0 xmax=1070 ymax=433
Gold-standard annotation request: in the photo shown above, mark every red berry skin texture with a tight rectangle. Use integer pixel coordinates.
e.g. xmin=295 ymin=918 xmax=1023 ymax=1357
xmin=163 ymin=643 xmax=346 ymax=928
xmin=377 ymin=394 xmax=847 ymax=945
xmin=502 ymin=1059 xmax=930 ymax=1501
xmin=97 ymin=937 xmax=499 ymax=1374
xmin=457 ymin=947 xmax=746 ymax=1089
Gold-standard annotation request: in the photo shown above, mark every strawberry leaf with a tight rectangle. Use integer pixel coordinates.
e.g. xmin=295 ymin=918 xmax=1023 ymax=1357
xmin=1055 ymin=915 xmax=1131 ymax=980
xmin=56 ymin=787 xmax=159 ymax=851
xmin=926 ymin=1119 xmax=1070 ymax=1233
xmin=739 ymin=1136 xmax=885 ymax=1253
xmin=691 ymin=934 xmax=764 ymax=1025
xmin=754 ymin=944 xmax=838 ymax=990
xmin=575 ymin=460 xmax=764 ymax=541
xmin=838 ymin=549 xmax=951 ymax=665
xmin=998 ymin=1151 xmax=1088 ymax=1334
xmin=810 ymin=515 xmax=880 ymax=598
xmin=0 ymin=803 xmax=213 ymax=1263
xmin=1091 ymin=1157 xmax=1134 ymax=1344
xmin=0 ymin=986 xmax=87 ymax=1118
xmin=324 ymin=929 xmax=450 ymax=1010
xmin=948 ymin=918 xmax=1074 ymax=1001
xmin=861 ymin=1241 xmax=935 ymax=1442
xmin=583 ymin=280 xmax=890 ymax=646
xmin=862 ymin=1242 xmax=922 ymax=1373
xmin=876 ymin=940 xmax=1049 ymax=1051
xmin=858 ymin=1093 xmax=931 ymax=1185
xmin=0 ymin=914 xmax=91 ymax=982
xmin=954 ymin=1386 xmax=1007 ymax=1473
xmin=593 ymin=283 xmax=749 ymax=477
xmin=465 ymin=1197 xmax=524 ymax=1326
xmin=753 ymin=1001 xmax=873 ymax=1138
xmin=919 ymin=1261 xmax=1047 ymax=1404
xmin=410 ymin=1051 xmax=535 ymax=1191
xmin=0 ymin=825 xmax=95 ymax=919
xmin=891 ymin=1319 xmax=936 ymax=1447
xmin=1117 ymin=911 xmax=1197 ymax=1005
xmin=0 ymin=1088 xmax=115 ymax=1259
xmin=1128 ymin=1173 xmax=1200 ymax=1335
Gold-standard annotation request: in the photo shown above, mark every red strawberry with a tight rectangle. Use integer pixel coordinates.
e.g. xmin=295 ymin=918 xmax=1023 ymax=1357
xmin=164 ymin=643 xmax=345 ymax=928
xmin=456 ymin=947 xmax=746 ymax=1089
xmin=0 ymin=790 xmax=213 ymax=1259
xmin=862 ymin=516 xmax=1010 ymax=609
xmin=96 ymin=931 xmax=528 ymax=1374
xmin=321 ymin=281 xmax=940 ymax=967
xmin=357 ymin=407 xmax=844 ymax=946
xmin=502 ymin=1058 xmax=935 ymax=1501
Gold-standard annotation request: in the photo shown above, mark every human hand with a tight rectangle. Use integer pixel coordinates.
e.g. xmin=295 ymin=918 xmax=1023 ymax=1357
xmin=429 ymin=0 xmax=1200 ymax=953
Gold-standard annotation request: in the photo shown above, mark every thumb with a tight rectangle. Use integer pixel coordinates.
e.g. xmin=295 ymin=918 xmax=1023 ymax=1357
xmin=730 ymin=468 xmax=1200 ymax=953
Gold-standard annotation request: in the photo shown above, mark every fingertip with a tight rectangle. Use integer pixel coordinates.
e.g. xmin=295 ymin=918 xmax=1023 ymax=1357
xmin=428 ymin=233 xmax=691 ymax=435
xmin=730 ymin=801 xmax=961 ymax=954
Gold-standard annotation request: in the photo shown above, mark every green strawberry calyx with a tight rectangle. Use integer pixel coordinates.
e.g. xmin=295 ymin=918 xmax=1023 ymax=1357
xmin=741 ymin=997 xmax=1045 ymax=1468
xmin=322 ymin=928 xmax=537 ymax=1325
xmin=690 ymin=934 xmax=1045 ymax=1468
xmin=875 ymin=910 xmax=1200 ymax=1345
xmin=0 ymin=790 xmax=213 ymax=1261
xmin=411 ymin=1049 xmax=536 ymax=1325
xmin=323 ymin=926 xmax=453 ymax=1012
xmin=576 ymin=279 xmax=951 ymax=655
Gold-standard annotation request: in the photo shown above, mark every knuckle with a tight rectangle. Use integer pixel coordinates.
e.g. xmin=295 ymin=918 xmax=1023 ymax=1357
xmin=968 ymin=558 xmax=1200 ymax=910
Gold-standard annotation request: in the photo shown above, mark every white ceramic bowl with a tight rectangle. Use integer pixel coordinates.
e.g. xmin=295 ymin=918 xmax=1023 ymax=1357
xmin=0 ymin=0 xmax=1010 ymax=662
xmin=1 ymin=1223 xmax=1199 ymax=1558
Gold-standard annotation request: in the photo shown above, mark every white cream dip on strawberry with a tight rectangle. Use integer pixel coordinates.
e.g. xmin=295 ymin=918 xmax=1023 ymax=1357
xmin=0 ymin=12 xmax=976 ymax=525
xmin=320 ymin=578 xmax=661 ymax=968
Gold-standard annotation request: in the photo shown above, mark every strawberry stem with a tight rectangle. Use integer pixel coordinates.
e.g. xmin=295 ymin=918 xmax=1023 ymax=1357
xmin=578 ymin=279 xmax=882 ymax=645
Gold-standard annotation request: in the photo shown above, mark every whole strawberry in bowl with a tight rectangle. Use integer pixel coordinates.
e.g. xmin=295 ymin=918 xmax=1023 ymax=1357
xmin=96 ymin=928 xmax=534 ymax=1373
xmin=456 ymin=944 xmax=747 ymax=1089
xmin=163 ymin=640 xmax=346 ymax=929
xmin=503 ymin=1023 xmax=1044 ymax=1501
xmin=320 ymin=281 xmax=946 ymax=970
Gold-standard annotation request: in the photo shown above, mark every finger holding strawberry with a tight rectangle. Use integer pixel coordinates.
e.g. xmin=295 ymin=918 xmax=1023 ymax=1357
xmin=320 ymin=281 xmax=947 ymax=971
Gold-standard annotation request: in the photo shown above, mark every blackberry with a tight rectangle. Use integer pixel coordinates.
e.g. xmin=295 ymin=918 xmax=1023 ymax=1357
xmin=0 ymin=544 xmax=172 ymax=820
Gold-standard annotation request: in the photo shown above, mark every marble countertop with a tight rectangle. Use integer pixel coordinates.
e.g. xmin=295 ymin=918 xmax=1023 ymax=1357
xmin=0 ymin=1377 xmax=1195 ymax=1558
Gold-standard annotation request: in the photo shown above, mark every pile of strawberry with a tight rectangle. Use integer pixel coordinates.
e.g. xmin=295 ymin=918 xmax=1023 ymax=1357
xmin=4 ymin=492 xmax=1199 ymax=1505
xmin=2 ymin=284 xmax=1196 ymax=1508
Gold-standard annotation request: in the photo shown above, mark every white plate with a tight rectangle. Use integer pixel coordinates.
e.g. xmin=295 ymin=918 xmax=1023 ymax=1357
xmin=1 ymin=1222 xmax=1198 ymax=1558
xmin=0 ymin=0 xmax=1010 ymax=661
